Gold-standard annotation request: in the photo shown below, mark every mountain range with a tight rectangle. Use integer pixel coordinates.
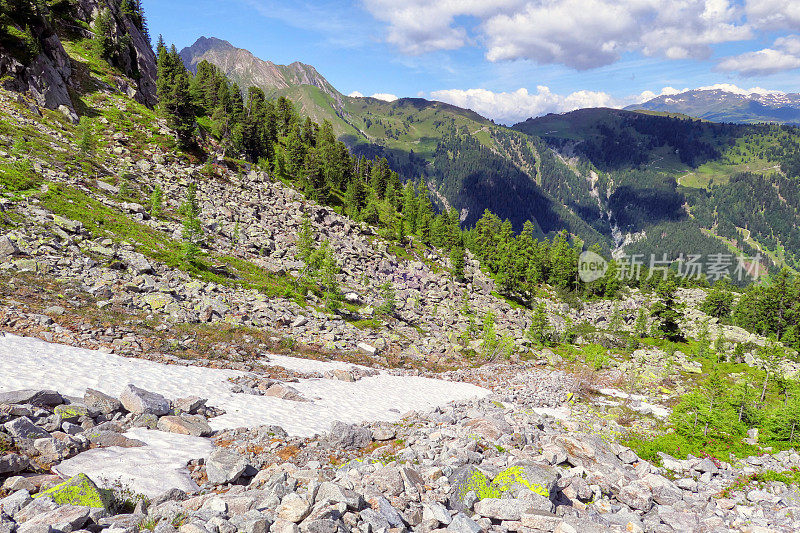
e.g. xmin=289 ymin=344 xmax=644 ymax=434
xmin=628 ymin=89 xmax=800 ymax=125
xmin=179 ymin=37 xmax=800 ymax=273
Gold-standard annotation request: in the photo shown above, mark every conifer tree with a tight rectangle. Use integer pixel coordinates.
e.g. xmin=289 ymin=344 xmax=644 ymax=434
xmin=180 ymin=183 xmax=201 ymax=262
xmin=651 ymin=277 xmax=684 ymax=341
xmin=93 ymin=8 xmax=115 ymax=59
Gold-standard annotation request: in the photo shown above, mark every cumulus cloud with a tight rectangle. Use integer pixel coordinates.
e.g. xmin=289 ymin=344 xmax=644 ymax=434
xmin=430 ymin=82 xmax=791 ymax=124
xmin=370 ymin=93 xmax=399 ymax=102
xmin=695 ymin=83 xmax=786 ymax=94
xmin=429 ymin=87 xmax=619 ymax=124
xmin=717 ymin=35 xmax=800 ymax=75
xmin=745 ymin=0 xmax=800 ymax=30
xmin=634 ymin=87 xmax=690 ymax=102
xmin=347 ymin=92 xmax=399 ymax=101
xmin=361 ymin=0 xmax=751 ymax=69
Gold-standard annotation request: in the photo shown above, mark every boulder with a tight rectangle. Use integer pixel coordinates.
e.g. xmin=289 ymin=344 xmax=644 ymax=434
xmin=0 ymin=236 xmax=20 ymax=259
xmin=0 ymin=454 xmax=29 ymax=475
xmin=206 ymin=448 xmax=250 ymax=485
xmin=474 ymin=497 xmax=529 ymax=521
xmin=493 ymin=463 xmax=561 ymax=500
xmin=447 ymin=512 xmax=482 ymax=533
xmin=83 ymin=389 xmax=122 ymax=415
xmin=265 ymin=384 xmax=306 ymax=402
xmin=119 ymin=384 xmax=170 ymax=415
xmin=327 ymin=421 xmax=371 ymax=450
xmin=4 ymin=417 xmax=51 ymax=440
xmin=34 ymin=473 xmax=112 ymax=510
xmin=277 ymin=493 xmax=310 ymax=523
xmin=174 ymin=397 xmax=207 ymax=414
xmin=157 ymin=415 xmax=212 ymax=437
xmin=0 ymin=390 xmax=62 ymax=407
xmin=617 ymin=480 xmax=653 ymax=511
xmin=17 ymin=504 xmax=90 ymax=532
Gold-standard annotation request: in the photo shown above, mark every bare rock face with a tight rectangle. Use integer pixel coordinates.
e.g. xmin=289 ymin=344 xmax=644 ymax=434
xmin=74 ymin=0 xmax=157 ymax=107
xmin=0 ymin=0 xmax=157 ymax=113
xmin=0 ymin=34 xmax=74 ymax=115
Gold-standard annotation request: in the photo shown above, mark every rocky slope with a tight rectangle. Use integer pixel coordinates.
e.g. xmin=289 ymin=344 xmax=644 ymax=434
xmin=2 ymin=22 xmax=800 ymax=533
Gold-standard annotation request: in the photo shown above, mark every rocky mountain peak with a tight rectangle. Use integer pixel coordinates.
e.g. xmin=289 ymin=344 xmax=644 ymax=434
xmin=179 ymin=36 xmax=341 ymax=100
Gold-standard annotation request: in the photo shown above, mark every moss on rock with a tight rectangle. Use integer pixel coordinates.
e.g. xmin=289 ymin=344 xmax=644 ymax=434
xmin=34 ymin=473 xmax=113 ymax=510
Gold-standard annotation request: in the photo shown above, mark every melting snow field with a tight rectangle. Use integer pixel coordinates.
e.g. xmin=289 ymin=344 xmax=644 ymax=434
xmin=0 ymin=334 xmax=489 ymax=496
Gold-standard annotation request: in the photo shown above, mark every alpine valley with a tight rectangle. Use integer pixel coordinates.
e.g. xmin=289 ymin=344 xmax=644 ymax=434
xmin=5 ymin=3 xmax=800 ymax=533
xmin=180 ymin=37 xmax=800 ymax=271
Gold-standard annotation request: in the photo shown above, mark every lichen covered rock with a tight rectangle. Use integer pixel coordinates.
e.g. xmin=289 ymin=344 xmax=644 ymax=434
xmin=34 ymin=473 xmax=113 ymax=510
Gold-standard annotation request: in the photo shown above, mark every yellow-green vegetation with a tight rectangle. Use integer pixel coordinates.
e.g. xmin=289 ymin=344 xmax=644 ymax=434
xmin=459 ymin=470 xmax=501 ymax=500
xmin=34 ymin=473 xmax=113 ymax=510
xmin=720 ymin=469 xmax=800 ymax=498
xmin=0 ymin=160 xmax=40 ymax=193
xmin=459 ymin=466 xmax=550 ymax=501
xmin=492 ymin=466 xmax=550 ymax=497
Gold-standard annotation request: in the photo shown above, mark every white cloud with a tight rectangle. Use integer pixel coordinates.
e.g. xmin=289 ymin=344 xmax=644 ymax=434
xmin=361 ymin=0 xmax=751 ymax=69
xmin=695 ymin=83 xmax=785 ymax=95
xmin=632 ymin=86 xmax=690 ymax=103
xmin=431 ymin=82 xmax=791 ymax=123
xmin=347 ymin=91 xmax=399 ymax=101
xmin=745 ymin=0 xmax=800 ymax=30
xmin=717 ymin=35 xmax=800 ymax=75
xmin=370 ymin=93 xmax=399 ymax=102
xmin=429 ymin=87 xmax=619 ymax=124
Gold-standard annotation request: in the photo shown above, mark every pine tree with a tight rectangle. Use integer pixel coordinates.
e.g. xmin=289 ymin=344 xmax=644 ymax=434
xmin=317 ymin=241 xmax=341 ymax=312
xmin=651 ymin=278 xmax=684 ymax=342
xmin=450 ymin=243 xmax=465 ymax=281
xmin=149 ymin=185 xmax=163 ymax=218
xmin=528 ymin=302 xmax=550 ymax=346
xmin=377 ymin=282 xmax=397 ymax=316
xmin=402 ymin=182 xmax=418 ymax=234
xmin=416 ymin=181 xmax=434 ymax=243
xmin=93 ymin=8 xmax=115 ymax=60
xmin=295 ymin=215 xmax=315 ymax=268
xmin=180 ymin=183 xmax=201 ymax=262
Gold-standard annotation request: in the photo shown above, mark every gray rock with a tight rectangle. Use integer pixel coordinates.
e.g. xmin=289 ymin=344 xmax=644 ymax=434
xmin=0 ymin=236 xmax=19 ymax=259
xmin=300 ymin=519 xmax=343 ymax=533
xmin=17 ymin=505 xmax=89 ymax=532
xmin=174 ymin=397 xmax=207 ymax=414
xmin=643 ymin=473 xmax=683 ymax=505
xmin=474 ymin=498 xmax=529 ymax=521
xmin=521 ymin=510 xmax=562 ymax=530
xmin=617 ymin=480 xmax=653 ymax=511
xmin=327 ymin=421 xmax=371 ymax=450
xmin=157 ymin=415 xmax=212 ymax=437
xmin=120 ymin=251 xmax=153 ymax=274
xmin=447 ymin=513 xmax=482 ymax=533
xmin=0 ymin=454 xmax=29 ymax=475
xmin=0 ymin=390 xmax=62 ymax=407
xmin=4 ymin=418 xmax=50 ymax=440
xmin=206 ymin=448 xmax=250 ymax=485
xmin=422 ymin=502 xmax=452 ymax=526
xmin=85 ymin=430 xmax=145 ymax=448
xmin=119 ymin=384 xmax=170 ymax=416
xmin=315 ymin=482 xmax=364 ymax=510
xmin=0 ymin=490 xmax=32 ymax=515
xmin=277 ymin=493 xmax=310 ymax=523
xmin=83 ymin=389 xmax=122 ymax=415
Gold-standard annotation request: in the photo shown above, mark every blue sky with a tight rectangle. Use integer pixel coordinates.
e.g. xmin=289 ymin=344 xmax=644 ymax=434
xmin=142 ymin=0 xmax=800 ymax=124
